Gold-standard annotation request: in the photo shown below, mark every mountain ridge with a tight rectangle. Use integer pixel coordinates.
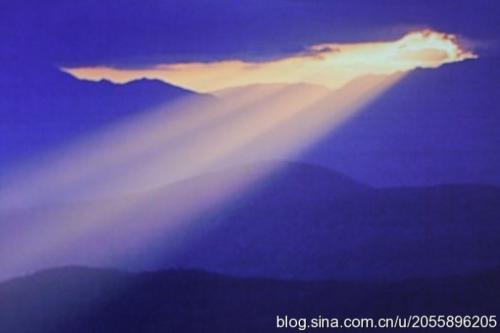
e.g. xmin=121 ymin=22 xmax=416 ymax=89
xmin=0 ymin=66 xmax=206 ymax=167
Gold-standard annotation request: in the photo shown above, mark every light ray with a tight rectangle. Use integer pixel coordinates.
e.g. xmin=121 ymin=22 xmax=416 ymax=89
xmin=0 ymin=30 xmax=477 ymax=280
xmin=0 ymin=73 xmax=405 ymax=280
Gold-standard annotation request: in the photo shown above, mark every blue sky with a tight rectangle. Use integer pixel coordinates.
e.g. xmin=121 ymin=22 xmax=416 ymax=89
xmin=2 ymin=0 xmax=499 ymax=67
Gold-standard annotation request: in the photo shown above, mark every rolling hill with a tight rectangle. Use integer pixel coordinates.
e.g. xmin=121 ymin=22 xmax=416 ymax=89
xmin=0 ymin=266 xmax=498 ymax=332
xmin=1 ymin=161 xmax=499 ymax=281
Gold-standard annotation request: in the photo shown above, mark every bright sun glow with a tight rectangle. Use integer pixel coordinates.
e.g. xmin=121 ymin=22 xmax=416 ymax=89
xmin=64 ymin=30 xmax=476 ymax=92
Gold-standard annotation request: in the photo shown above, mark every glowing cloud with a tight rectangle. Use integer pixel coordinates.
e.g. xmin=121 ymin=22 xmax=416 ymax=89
xmin=64 ymin=30 xmax=476 ymax=92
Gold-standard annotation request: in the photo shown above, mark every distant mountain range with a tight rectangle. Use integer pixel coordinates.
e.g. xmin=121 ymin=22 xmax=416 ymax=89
xmin=1 ymin=56 xmax=500 ymax=282
xmin=126 ymin=161 xmax=500 ymax=280
xmin=0 ymin=266 xmax=498 ymax=333
xmin=2 ymin=161 xmax=499 ymax=281
xmin=1 ymin=57 xmax=499 ymax=186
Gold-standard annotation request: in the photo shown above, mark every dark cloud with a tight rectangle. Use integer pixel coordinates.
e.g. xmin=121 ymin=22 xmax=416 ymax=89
xmin=1 ymin=0 xmax=498 ymax=67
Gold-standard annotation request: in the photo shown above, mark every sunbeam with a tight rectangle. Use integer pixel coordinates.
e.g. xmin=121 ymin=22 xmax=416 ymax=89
xmin=0 ymin=70 xmax=406 ymax=280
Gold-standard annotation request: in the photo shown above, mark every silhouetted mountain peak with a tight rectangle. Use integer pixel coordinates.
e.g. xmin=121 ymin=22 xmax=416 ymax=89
xmin=157 ymin=161 xmax=370 ymax=206
xmin=0 ymin=65 xmax=204 ymax=165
